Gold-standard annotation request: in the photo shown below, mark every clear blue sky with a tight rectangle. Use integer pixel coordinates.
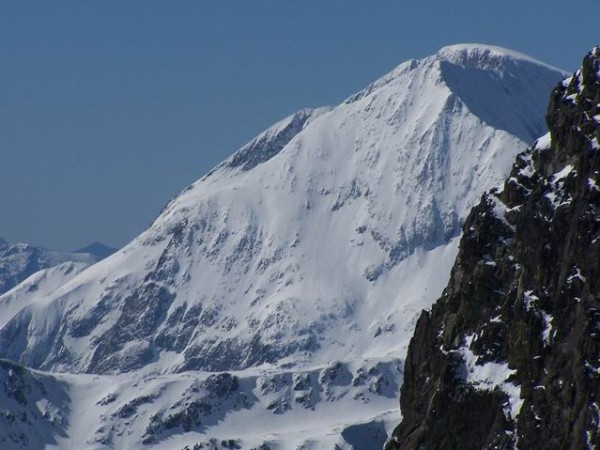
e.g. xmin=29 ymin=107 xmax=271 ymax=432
xmin=1 ymin=1 xmax=598 ymax=250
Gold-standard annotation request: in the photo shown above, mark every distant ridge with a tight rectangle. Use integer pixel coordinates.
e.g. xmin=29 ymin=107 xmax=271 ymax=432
xmin=74 ymin=242 xmax=117 ymax=260
xmin=0 ymin=238 xmax=98 ymax=295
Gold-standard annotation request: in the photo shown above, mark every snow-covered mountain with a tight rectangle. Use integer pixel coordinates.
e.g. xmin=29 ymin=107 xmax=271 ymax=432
xmin=0 ymin=238 xmax=100 ymax=296
xmin=0 ymin=44 xmax=566 ymax=448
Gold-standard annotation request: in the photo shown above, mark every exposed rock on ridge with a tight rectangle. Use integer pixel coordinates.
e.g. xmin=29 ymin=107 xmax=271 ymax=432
xmin=390 ymin=48 xmax=600 ymax=449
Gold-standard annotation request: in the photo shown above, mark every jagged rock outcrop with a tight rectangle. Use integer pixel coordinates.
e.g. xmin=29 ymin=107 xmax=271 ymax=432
xmin=389 ymin=48 xmax=600 ymax=449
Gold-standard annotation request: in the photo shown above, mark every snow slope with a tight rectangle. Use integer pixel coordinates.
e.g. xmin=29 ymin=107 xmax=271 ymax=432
xmin=0 ymin=44 xmax=566 ymax=448
xmin=0 ymin=261 xmax=90 ymax=329
xmin=0 ymin=356 xmax=399 ymax=450
xmin=0 ymin=359 xmax=69 ymax=450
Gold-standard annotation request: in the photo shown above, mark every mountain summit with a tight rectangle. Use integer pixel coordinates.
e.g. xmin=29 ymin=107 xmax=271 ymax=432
xmin=0 ymin=45 xmax=565 ymax=378
xmin=390 ymin=47 xmax=600 ymax=449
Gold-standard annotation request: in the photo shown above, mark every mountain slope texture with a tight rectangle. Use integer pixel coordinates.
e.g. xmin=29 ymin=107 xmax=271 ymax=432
xmin=390 ymin=47 xmax=600 ymax=449
xmin=0 ymin=44 xmax=566 ymax=449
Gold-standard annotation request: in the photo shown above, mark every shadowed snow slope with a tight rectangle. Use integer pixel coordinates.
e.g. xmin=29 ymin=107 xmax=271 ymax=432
xmin=0 ymin=45 xmax=565 ymax=378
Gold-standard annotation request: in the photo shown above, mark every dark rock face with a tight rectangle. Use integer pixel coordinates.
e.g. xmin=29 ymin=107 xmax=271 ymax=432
xmin=390 ymin=48 xmax=600 ymax=449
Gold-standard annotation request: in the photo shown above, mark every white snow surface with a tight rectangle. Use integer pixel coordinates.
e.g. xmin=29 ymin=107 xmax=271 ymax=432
xmin=534 ymin=131 xmax=552 ymax=151
xmin=0 ymin=44 xmax=565 ymax=447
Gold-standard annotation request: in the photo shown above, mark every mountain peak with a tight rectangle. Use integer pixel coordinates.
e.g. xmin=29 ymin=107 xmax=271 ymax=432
xmin=0 ymin=47 xmax=572 ymax=447
xmin=0 ymin=239 xmax=99 ymax=296
xmin=437 ymin=43 xmax=564 ymax=72
xmin=433 ymin=44 xmax=567 ymax=143
xmin=345 ymin=45 xmax=565 ymax=142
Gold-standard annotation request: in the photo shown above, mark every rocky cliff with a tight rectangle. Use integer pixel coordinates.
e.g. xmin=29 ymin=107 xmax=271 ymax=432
xmin=389 ymin=47 xmax=600 ymax=449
